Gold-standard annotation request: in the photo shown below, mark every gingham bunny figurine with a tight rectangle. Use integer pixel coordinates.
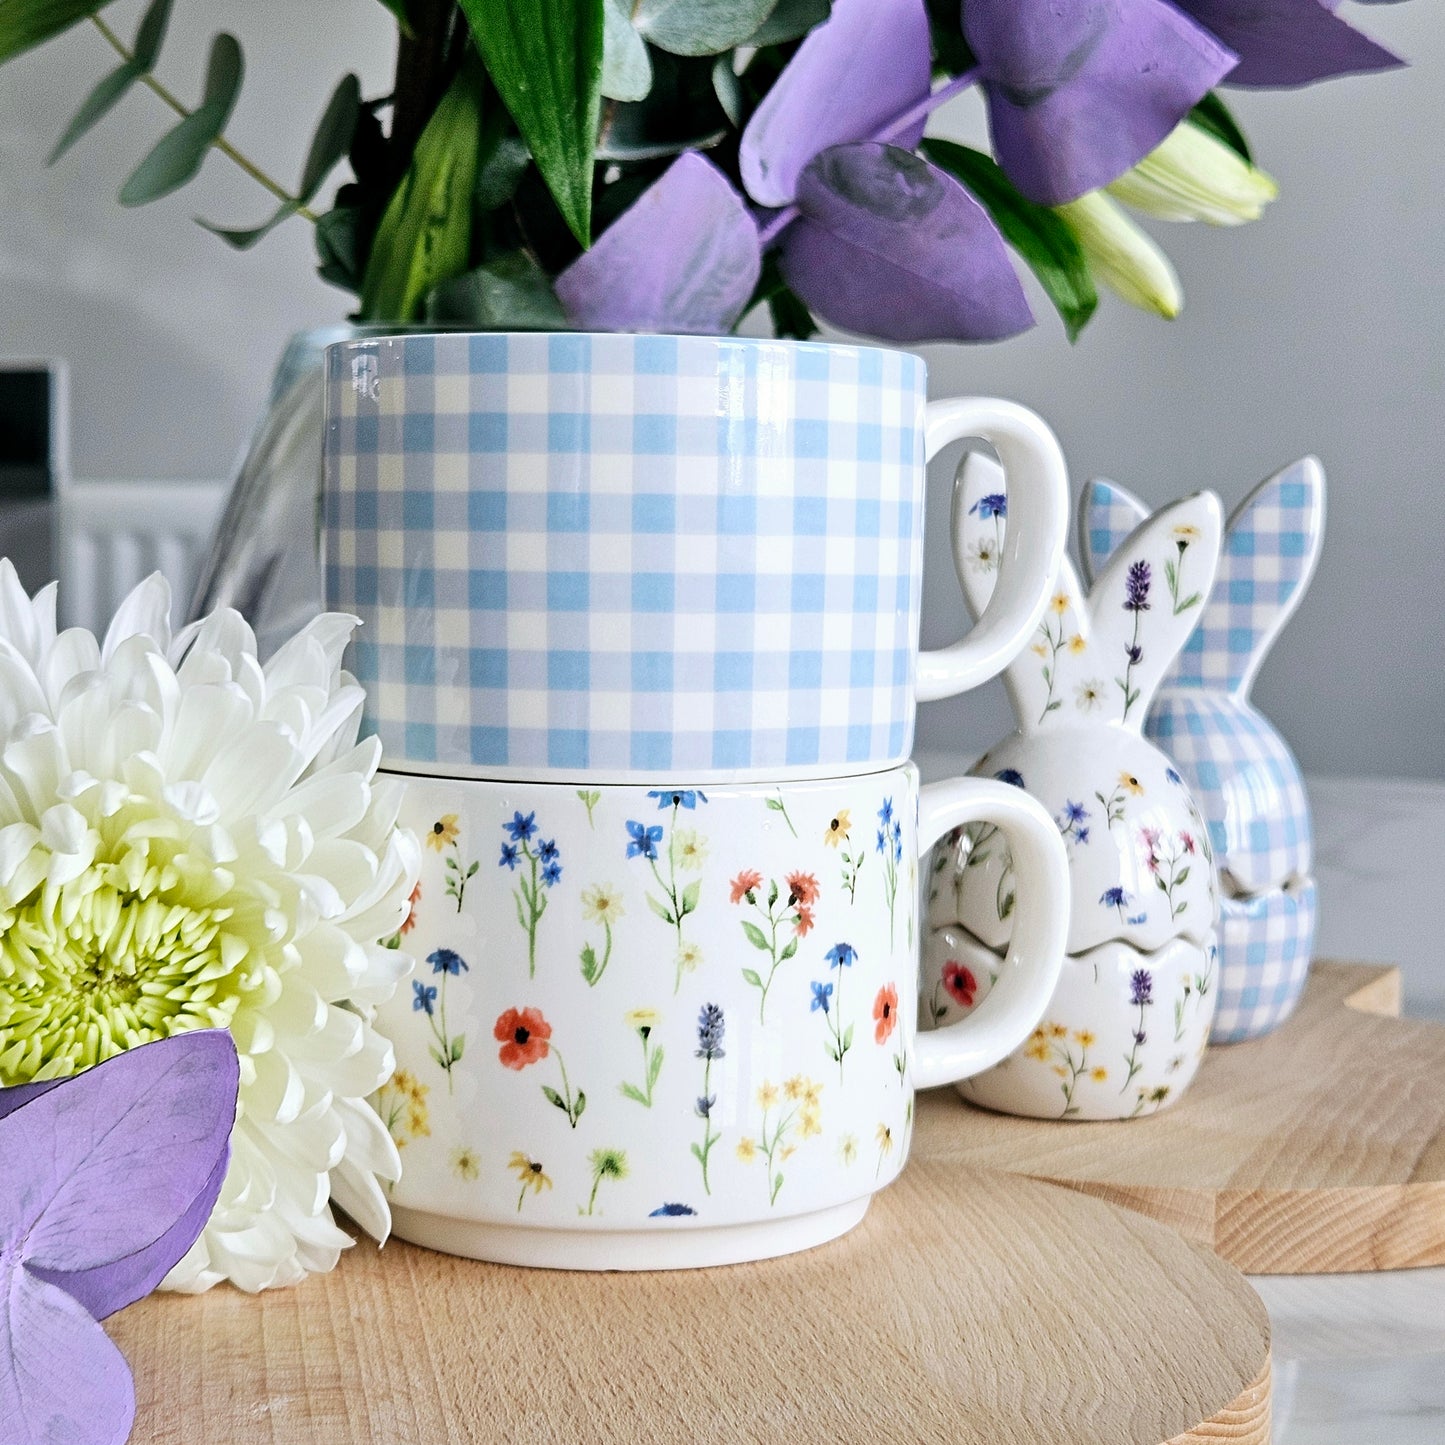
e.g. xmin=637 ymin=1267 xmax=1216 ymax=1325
xmin=1080 ymin=458 xmax=1325 ymax=1042
xmin=923 ymin=453 xmax=1223 ymax=1120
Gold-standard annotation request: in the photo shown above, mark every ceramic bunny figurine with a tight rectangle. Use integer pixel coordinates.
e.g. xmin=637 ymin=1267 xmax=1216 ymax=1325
xmin=924 ymin=453 xmax=1223 ymax=1120
xmin=1080 ymin=458 xmax=1325 ymax=1042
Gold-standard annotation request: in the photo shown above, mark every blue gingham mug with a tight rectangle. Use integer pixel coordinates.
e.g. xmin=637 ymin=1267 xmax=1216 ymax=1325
xmin=323 ymin=332 xmax=1068 ymax=782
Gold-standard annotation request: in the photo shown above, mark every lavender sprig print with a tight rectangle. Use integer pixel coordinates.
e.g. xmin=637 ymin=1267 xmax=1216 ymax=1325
xmin=1116 ymin=559 xmax=1152 ymax=720
xmin=876 ymin=797 xmax=903 ymax=943
xmin=1121 ymin=968 xmax=1153 ymax=1093
xmin=691 ymin=1004 xmax=725 ymax=1195
xmin=499 ymin=810 xmax=562 ymax=976
xmin=418 ymin=947 xmax=468 ymax=1092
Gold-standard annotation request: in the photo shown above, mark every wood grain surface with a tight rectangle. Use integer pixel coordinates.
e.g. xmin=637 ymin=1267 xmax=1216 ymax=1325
xmin=916 ymin=959 xmax=1445 ymax=1273
xmin=113 ymin=1159 xmax=1269 ymax=1444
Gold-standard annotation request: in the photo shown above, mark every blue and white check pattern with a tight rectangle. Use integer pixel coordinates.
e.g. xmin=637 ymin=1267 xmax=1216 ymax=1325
xmin=1211 ymin=877 xmax=1316 ymax=1043
xmin=1149 ymin=690 xmax=1312 ymax=893
xmin=324 ymin=332 xmax=926 ymax=777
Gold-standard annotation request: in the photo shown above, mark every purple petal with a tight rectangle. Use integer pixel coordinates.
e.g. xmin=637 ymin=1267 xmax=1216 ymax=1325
xmin=739 ymin=0 xmax=932 ymax=207
xmin=555 ymin=152 xmax=761 ymax=333
xmin=0 ymin=1077 xmax=62 ymax=1121
xmin=0 ymin=1031 xmax=238 ymax=1286
xmin=1172 ymin=0 xmax=1402 ymax=86
xmin=966 ymin=0 xmax=1237 ymax=204
xmin=779 ymin=143 xmax=1034 ymax=343
xmin=0 ymin=1272 xmax=135 ymax=1445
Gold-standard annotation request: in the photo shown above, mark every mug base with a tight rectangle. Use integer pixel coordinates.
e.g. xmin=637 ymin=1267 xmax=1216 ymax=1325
xmin=389 ymin=1196 xmax=871 ymax=1271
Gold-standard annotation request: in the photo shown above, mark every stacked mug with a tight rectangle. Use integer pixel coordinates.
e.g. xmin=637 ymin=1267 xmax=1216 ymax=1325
xmin=323 ymin=332 xmax=1075 ymax=1269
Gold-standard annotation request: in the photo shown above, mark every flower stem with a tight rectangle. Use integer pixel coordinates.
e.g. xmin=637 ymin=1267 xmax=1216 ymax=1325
xmin=90 ymin=15 xmax=319 ymax=223
xmin=877 ymin=68 xmax=980 ymax=146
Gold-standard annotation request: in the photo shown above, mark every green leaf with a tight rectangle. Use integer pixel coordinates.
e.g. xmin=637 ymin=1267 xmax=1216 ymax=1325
xmin=429 ymin=1044 xmax=447 ymax=1069
xmin=513 ymin=889 xmax=530 ymax=930
xmin=580 ymin=943 xmax=598 ymax=984
xmin=646 ymin=892 xmax=676 ymax=925
xmin=315 ymin=205 xmax=362 ymax=290
xmin=360 ymin=55 xmax=482 ymax=321
xmin=741 ymin=967 xmax=762 ymax=988
xmin=620 ymin=1082 xmax=648 ymax=1104
xmin=778 ymin=935 xmax=798 ymax=962
xmin=450 ymin=1035 xmax=466 ymax=1062
xmin=1189 ymin=91 xmax=1252 ymax=165
xmin=1175 ymin=592 xmax=1202 ymax=612
xmin=1174 ymin=867 xmax=1191 ymax=886
xmin=374 ymin=0 xmax=414 ymax=37
xmin=648 ymin=1047 xmax=664 ymax=1085
xmin=842 ymin=1023 xmax=854 ymax=1050
xmin=745 ymin=0 xmax=829 ymax=46
xmin=690 ymin=1142 xmax=705 ymax=1164
xmin=740 ymin=921 xmax=771 ymax=952
xmin=458 ymin=0 xmax=602 ymax=247
xmin=466 ymin=860 xmax=480 ymax=878
xmin=765 ymin=798 xmax=783 ymax=812
xmin=130 ymin=0 xmax=170 ymax=67
xmin=198 ymin=202 xmax=299 ymax=250
xmin=679 ymin=879 xmax=701 ymax=916
xmin=573 ymin=1090 xmax=586 ymax=1119
xmin=0 ymin=0 xmax=122 ymax=64
xmin=119 ymin=31 xmax=243 ymax=206
xmin=999 ymin=891 xmax=1015 ymax=920
xmin=601 ymin=0 xmax=651 ymax=102
xmin=922 ymin=138 xmax=1097 ymax=343
xmin=474 ymin=134 xmax=530 ymax=212
xmin=425 ymin=250 xmax=567 ymax=328
xmin=298 ymin=72 xmax=361 ymax=203
xmin=635 ymin=0 xmax=775 ymax=55
xmin=542 ymin=1085 xmax=567 ymax=1112
xmin=48 ymin=59 xmax=141 ymax=165
xmin=766 ymin=879 xmax=778 ymax=909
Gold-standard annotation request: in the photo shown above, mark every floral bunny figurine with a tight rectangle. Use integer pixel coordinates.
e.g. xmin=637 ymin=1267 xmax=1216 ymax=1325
xmin=923 ymin=453 xmax=1223 ymax=1120
xmin=1080 ymin=458 xmax=1325 ymax=1043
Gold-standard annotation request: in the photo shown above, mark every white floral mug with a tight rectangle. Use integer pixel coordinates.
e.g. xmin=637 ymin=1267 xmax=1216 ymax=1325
xmin=374 ymin=765 xmax=1069 ymax=1269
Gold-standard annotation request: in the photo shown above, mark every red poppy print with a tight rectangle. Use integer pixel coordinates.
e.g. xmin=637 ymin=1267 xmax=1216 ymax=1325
xmin=494 ymin=1007 xmax=552 ymax=1069
xmin=872 ymin=983 xmax=899 ymax=1044
xmin=942 ymin=960 xmax=977 ymax=1009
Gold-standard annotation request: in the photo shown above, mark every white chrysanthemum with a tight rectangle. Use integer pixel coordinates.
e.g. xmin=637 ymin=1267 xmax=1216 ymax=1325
xmin=0 ymin=562 xmax=419 ymax=1293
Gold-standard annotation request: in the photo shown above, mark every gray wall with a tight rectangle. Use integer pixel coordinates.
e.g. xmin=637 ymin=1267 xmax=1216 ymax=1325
xmin=1 ymin=1 xmax=1440 ymax=776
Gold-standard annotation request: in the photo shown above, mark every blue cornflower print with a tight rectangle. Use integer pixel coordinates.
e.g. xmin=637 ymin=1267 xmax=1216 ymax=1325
xmin=412 ymin=980 xmax=437 ymax=1015
xmin=428 ymin=947 xmax=468 ymax=976
xmin=891 ymin=820 xmax=903 ymax=865
xmin=876 ymin=796 xmax=903 ymax=944
xmin=810 ymin=980 xmax=833 ymax=1013
xmin=650 ymin=1203 xmax=697 ymax=1217
xmin=541 ymin=860 xmax=563 ymax=888
xmin=648 ymin=789 xmax=708 ymax=810
xmin=504 ymin=810 xmax=537 ymax=842
xmin=1057 ymin=800 xmax=1091 ymax=848
xmin=693 ymin=1003 xmax=724 ymax=1194
xmin=626 ymin=819 xmax=663 ymax=860
xmin=968 ymin=492 xmax=1007 ymax=520
xmin=499 ymin=842 xmax=519 ymax=870
xmin=995 ymin=769 xmax=1026 ymax=789
xmin=875 ymin=827 xmax=887 ymax=855
xmin=818 ymin=946 xmax=856 ymax=1077
xmin=1100 ymin=885 xmax=1132 ymax=920
xmin=501 ymin=811 xmax=561 ymax=976
xmin=1075 ymin=827 xmax=1091 ymax=846
xmin=538 ymin=837 xmax=560 ymax=864
xmin=1061 ymin=800 xmax=1089 ymax=828
xmin=825 ymin=942 xmax=857 ymax=969
xmin=877 ymin=797 xmax=894 ymax=828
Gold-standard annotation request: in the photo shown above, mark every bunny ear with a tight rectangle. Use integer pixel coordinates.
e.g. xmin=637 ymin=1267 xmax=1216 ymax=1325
xmin=1079 ymin=478 xmax=1151 ymax=586
xmin=1087 ymin=490 xmax=1223 ymax=730
xmin=957 ymin=450 xmax=1091 ymax=733
xmin=1172 ymin=457 xmax=1326 ymax=698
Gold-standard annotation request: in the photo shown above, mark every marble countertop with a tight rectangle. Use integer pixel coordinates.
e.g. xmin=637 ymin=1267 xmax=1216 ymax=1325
xmin=915 ymin=760 xmax=1445 ymax=1444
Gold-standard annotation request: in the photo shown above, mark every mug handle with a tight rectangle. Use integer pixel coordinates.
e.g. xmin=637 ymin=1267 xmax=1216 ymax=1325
xmin=912 ymin=777 xmax=1070 ymax=1090
xmin=915 ymin=398 xmax=1069 ymax=703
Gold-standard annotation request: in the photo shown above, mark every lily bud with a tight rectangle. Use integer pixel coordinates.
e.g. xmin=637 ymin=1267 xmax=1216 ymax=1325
xmin=1106 ymin=121 xmax=1279 ymax=226
xmin=1055 ymin=192 xmax=1184 ymax=320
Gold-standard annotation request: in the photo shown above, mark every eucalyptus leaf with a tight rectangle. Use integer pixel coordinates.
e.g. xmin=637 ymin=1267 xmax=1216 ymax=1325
xmin=474 ymin=132 xmax=528 ymax=212
xmin=744 ymin=0 xmax=830 ymax=47
xmin=298 ymin=72 xmax=361 ymax=202
xmin=48 ymin=60 xmax=139 ymax=165
xmin=602 ymin=0 xmax=651 ymax=102
xmin=1187 ymin=91 xmax=1252 ymax=164
xmin=712 ymin=55 xmax=742 ymax=126
xmin=0 ymin=0 xmax=122 ymax=64
xmin=634 ymin=0 xmax=776 ymax=56
xmin=359 ymin=55 xmax=482 ymax=321
xmin=315 ymin=205 xmax=361 ymax=289
xmin=119 ymin=30 xmax=242 ymax=206
xmin=597 ymin=50 xmax=730 ymax=162
xmin=130 ymin=0 xmax=170 ymax=68
xmin=198 ymin=202 xmax=299 ymax=250
xmin=458 ymin=0 xmax=602 ymax=247
xmin=425 ymin=250 xmax=567 ymax=328
xmin=922 ymin=138 xmax=1097 ymax=342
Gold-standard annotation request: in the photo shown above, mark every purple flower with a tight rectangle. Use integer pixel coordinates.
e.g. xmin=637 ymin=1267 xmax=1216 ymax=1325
xmin=995 ymin=769 xmax=1027 ymax=789
xmin=811 ymin=980 xmax=834 ymax=1013
xmin=969 ymin=492 xmax=1009 ymax=520
xmin=1134 ymin=1029 xmax=1148 ymax=1046
xmin=504 ymin=810 xmax=537 ymax=843
xmin=695 ymin=1095 xmax=716 ymax=1118
xmin=964 ymin=0 xmax=1236 ymax=204
xmin=428 ymin=948 xmax=468 ymax=976
xmin=649 ymin=1203 xmax=697 ymax=1217
xmin=626 ymin=820 xmax=664 ymax=860
xmin=1130 ymin=969 xmax=1154 ymax=1006
xmin=1126 ymin=644 xmax=1144 ymax=664
xmin=1124 ymin=560 xmax=1153 ymax=612
xmin=696 ymin=1003 xmax=726 ymax=1060
xmin=498 ymin=842 xmax=519 ymax=871
xmin=826 ymin=942 xmax=858 ymax=969
xmin=412 ymin=981 xmax=437 ymax=1015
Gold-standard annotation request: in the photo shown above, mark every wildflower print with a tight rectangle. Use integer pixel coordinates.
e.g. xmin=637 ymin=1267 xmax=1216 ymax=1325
xmin=838 ymin=1133 xmax=859 ymax=1165
xmin=1174 ymin=975 xmax=1194 ymax=1044
xmin=675 ymin=939 xmax=705 ymax=978
xmin=875 ymin=982 xmax=907 ymax=1088
xmin=1075 ymin=678 xmax=1104 ymax=712
xmin=650 ymin=1203 xmax=697 ymax=1217
xmin=965 ymin=537 xmax=998 ymax=573
xmin=766 ymin=791 xmax=798 ymax=837
xmin=1117 ymin=559 xmax=1152 ymax=720
xmin=1094 ymin=773 xmax=1138 ymax=831
xmin=1142 ymin=828 xmax=1192 ymax=920
xmin=494 ymin=1006 xmax=586 ymax=1127
xmin=962 ymin=776 xmax=1022 ymax=922
xmin=619 ymin=1008 xmax=665 ymax=1108
xmin=375 ymin=1068 xmax=430 ymax=1157
xmin=995 ymin=769 xmax=1026 ymax=789
xmin=1033 ymin=592 xmax=1076 ymax=723
xmin=426 ymin=815 xmax=460 ymax=852
xmin=579 ymin=882 xmax=625 ymax=986
xmin=1121 ymin=970 xmax=1153 ymax=1093
xmin=740 ymin=1075 xmax=823 ymax=1206
xmin=929 ymin=957 xmax=977 ymax=1024
xmin=500 ymin=810 xmax=562 ymax=977
xmin=1024 ymin=1024 xmax=1101 ymax=1118
xmin=583 ymin=1147 xmax=629 ymax=1216
xmin=451 ymin=1145 xmax=481 ymax=1181
xmin=968 ymin=490 xmax=1007 ymax=566
xmin=812 ymin=942 xmax=857 ymax=1079
xmin=874 ymin=1122 xmax=894 ymax=1178
xmin=825 ymin=808 xmax=867 ymax=904
xmin=691 ymin=1004 xmax=725 ymax=1194
xmin=876 ymin=797 xmax=904 ymax=943
xmin=1166 ymin=524 xmax=1204 ymax=616
xmin=630 ymin=791 xmax=708 ymax=992
xmin=577 ymin=789 xmax=601 ymax=826
xmin=1099 ymin=886 xmax=1135 ymax=925
xmin=823 ymin=810 xmax=851 ymax=848
xmin=732 ymin=869 xmax=813 ymax=1022
xmin=508 ymin=1151 xmax=553 ymax=1211
xmin=422 ymin=947 xmax=469 ymax=1091
xmin=401 ymin=882 xmax=421 ymax=934
xmin=1056 ymin=799 xmax=1091 ymax=849
xmin=1132 ymin=1084 xmax=1172 ymax=1118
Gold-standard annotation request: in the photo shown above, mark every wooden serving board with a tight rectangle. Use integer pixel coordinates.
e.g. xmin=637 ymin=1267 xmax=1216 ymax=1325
xmin=112 ymin=1158 xmax=1269 ymax=1444
xmin=916 ymin=959 xmax=1445 ymax=1274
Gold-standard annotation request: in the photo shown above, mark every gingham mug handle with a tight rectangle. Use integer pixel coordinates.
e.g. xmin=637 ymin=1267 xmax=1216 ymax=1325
xmin=916 ymin=398 xmax=1070 ymax=702
xmin=912 ymin=776 xmax=1071 ymax=1089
